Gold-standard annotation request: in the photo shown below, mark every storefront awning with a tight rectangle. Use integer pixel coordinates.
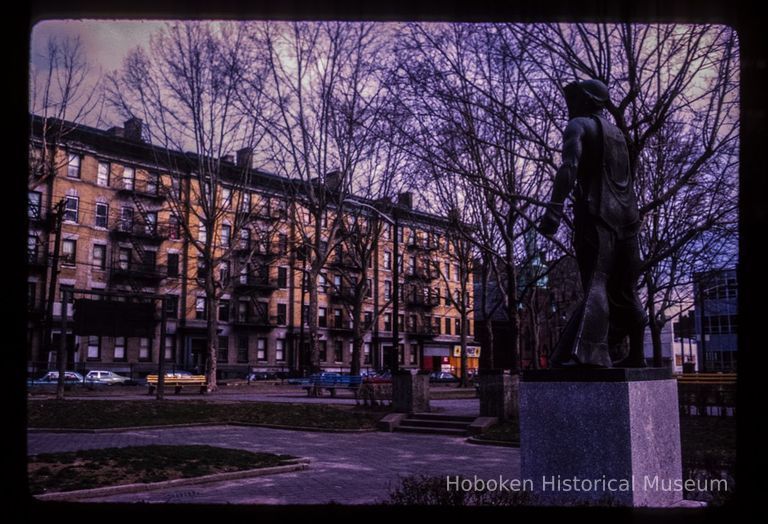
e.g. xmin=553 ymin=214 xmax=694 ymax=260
xmin=423 ymin=345 xmax=450 ymax=357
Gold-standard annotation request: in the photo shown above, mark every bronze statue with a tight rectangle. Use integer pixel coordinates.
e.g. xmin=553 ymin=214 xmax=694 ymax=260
xmin=539 ymin=79 xmax=647 ymax=368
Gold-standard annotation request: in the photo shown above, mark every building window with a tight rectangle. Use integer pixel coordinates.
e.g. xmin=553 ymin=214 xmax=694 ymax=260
xmin=256 ymin=338 xmax=267 ymax=361
xmin=446 ymin=262 xmax=451 ymax=280
xmin=277 ymin=303 xmax=287 ymax=325
xmin=408 ymin=314 xmax=417 ymax=332
xmin=277 ymin=267 xmax=288 ymax=288
xmin=276 ymin=339 xmax=285 ymax=362
xmin=398 ymin=314 xmax=404 ymax=331
xmin=93 ymin=202 xmax=108 ymax=228
xmin=27 ymin=282 xmax=36 ymax=308
xmin=61 ymin=239 xmax=76 ymax=265
xmin=319 ymin=307 xmax=327 ymax=328
xmin=410 ymin=343 xmax=418 ymax=365
xmin=197 ymin=257 xmax=207 ymax=280
xmin=319 ymin=340 xmax=327 ymax=362
xmin=398 ymin=344 xmax=405 ymax=365
xmin=142 ymin=250 xmax=157 ymax=271
xmin=117 ymin=247 xmax=131 ymax=270
xmin=334 ymin=340 xmax=343 ymax=362
xmin=169 ymin=215 xmax=181 ymax=240
xmin=147 ymin=172 xmax=159 ymax=195
xmin=218 ymin=336 xmax=229 ymax=363
xmin=278 ymin=233 xmax=288 ymax=255
xmin=164 ymin=295 xmax=178 ymax=319
xmin=384 ymin=251 xmax=392 ymax=270
xmin=86 ymin=336 xmax=101 ymax=360
xmin=97 ymin=162 xmax=110 ymax=186
xmin=366 ymin=278 xmax=373 ymax=298
xmin=221 ymin=224 xmax=231 ymax=247
xmin=455 ymin=318 xmax=462 ymax=335
xmin=67 ymin=153 xmax=81 ymax=178
xmin=445 ymin=289 xmax=451 ymax=306
xmin=221 ymin=187 xmax=231 ymax=208
xmin=122 ymin=167 xmax=135 ymax=190
xmin=60 ymin=284 xmax=74 ymax=303
xmin=218 ymin=300 xmax=230 ymax=322
xmin=145 ymin=211 xmax=158 ymax=235
xmin=384 ymin=223 xmax=392 ymax=240
xmin=120 ymin=206 xmax=134 ymax=231
xmin=114 ymin=337 xmax=126 ymax=361
xmin=434 ymin=317 xmax=441 ymax=335
xmin=302 ymin=305 xmax=310 ymax=326
xmin=384 ymin=280 xmax=392 ymax=301
xmin=167 ymin=253 xmax=179 ymax=277
xmin=445 ymin=317 xmax=452 ymax=335
xmin=364 ymin=311 xmax=373 ymax=329
xmin=384 ymin=313 xmax=392 ymax=332
xmin=241 ymin=192 xmax=251 ymax=212
xmin=28 ymin=191 xmax=42 ymax=219
xmin=64 ymin=196 xmax=79 ymax=223
xmin=238 ymin=336 xmax=249 ymax=363
xmin=198 ymin=223 xmax=207 ymax=243
xmin=239 ymin=228 xmax=250 ymax=249
xmin=92 ymin=244 xmax=106 ymax=270
xmin=165 ymin=335 xmax=175 ymax=362
xmin=195 ymin=297 xmax=207 ymax=320
xmin=408 ymin=256 xmax=416 ymax=275
xmin=139 ymin=337 xmax=151 ymax=361
xmin=334 ymin=309 xmax=343 ymax=329
xmin=219 ymin=261 xmax=230 ymax=283
xmin=364 ymin=342 xmax=371 ymax=364
xmin=28 ymin=235 xmax=39 ymax=263
xmin=318 ymin=273 xmax=327 ymax=293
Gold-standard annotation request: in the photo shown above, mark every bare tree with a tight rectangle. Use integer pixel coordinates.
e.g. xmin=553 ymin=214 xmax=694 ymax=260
xmin=29 ymin=35 xmax=104 ymax=190
xmin=107 ymin=22 xmax=268 ymax=391
xmin=244 ymin=21 xmax=394 ymax=374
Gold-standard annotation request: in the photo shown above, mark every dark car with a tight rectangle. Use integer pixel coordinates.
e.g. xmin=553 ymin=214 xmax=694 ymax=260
xmin=429 ymin=371 xmax=459 ymax=383
xmin=247 ymin=371 xmax=277 ymax=381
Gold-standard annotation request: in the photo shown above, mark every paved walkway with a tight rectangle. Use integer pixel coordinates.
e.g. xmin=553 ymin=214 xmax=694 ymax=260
xmin=28 ymin=425 xmax=519 ymax=504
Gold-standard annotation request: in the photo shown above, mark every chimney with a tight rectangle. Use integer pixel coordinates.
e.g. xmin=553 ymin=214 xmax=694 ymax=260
xmin=325 ymin=170 xmax=342 ymax=191
xmin=221 ymin=154 xmax=235 ymax=164
xmin=236 ymin=147 xmax=253 ymax=168
xmin=397 ymin=192 xmax=413 ymax=210
xmin=123 ymin=117 xmax=144 ymax=142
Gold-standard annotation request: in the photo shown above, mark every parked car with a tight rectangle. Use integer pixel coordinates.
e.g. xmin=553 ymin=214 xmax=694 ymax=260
xmin=28 ymin=371 xmax=85 ymax=386
xmin=85 ymin=370 xmax=132 ymax=385
xmin=247 ymin=371 xmax=277 ymax=381
xmin=429 ymin=371 xmax=459 ymax=383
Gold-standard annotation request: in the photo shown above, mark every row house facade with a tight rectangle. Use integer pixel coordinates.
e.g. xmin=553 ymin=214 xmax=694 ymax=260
xmin=27 ymin=116 xmax=475 ymax=378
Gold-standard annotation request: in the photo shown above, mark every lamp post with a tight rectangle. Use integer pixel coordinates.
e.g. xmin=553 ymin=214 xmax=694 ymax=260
xmin=343 ymin=199 xmax=399 ymax=373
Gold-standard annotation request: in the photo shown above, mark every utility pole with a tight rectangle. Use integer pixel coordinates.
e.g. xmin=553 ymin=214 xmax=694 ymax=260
xmin=55 ymin=287 xmax=69 ymax=400
xmin=391 ymin=209 xmax=400 ymax=374
xmin=44 ymin=199 xmax=65 ymax=370
xmin=157 ymin=296 xmax=167 ymax=400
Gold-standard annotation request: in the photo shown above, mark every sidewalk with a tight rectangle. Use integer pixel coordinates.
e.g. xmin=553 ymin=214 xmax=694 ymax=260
xmin=28 ymin=424 xmax=519 ymax=504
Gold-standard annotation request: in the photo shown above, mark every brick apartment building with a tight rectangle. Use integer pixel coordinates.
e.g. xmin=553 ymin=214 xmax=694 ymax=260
xmin=27 ymin=115 xmax=474 ymax=378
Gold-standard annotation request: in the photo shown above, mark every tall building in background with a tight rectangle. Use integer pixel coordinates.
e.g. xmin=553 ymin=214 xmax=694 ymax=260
xmin=27 ymin=115 xmax=475 ymax=377
xmin=693 ymin=269 xmax=738 ymax=372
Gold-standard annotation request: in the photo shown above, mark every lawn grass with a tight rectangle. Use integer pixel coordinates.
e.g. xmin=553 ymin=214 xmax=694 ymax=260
xmin=28 ymin=445 xmax=294 ymax=495
xmin=28 ymin=400 xmax=384 ymax=430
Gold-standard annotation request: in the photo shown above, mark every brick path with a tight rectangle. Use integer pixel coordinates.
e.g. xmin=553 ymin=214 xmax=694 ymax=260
xmin=28 ymin=425 xmax=520 ymax=504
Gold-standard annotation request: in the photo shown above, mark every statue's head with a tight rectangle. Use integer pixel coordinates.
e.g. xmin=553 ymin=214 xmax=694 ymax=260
xmin=563 ymin=79 xmax=610 ymax=119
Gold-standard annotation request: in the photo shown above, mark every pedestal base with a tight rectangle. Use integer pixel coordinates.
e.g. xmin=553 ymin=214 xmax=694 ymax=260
xmin=478 ymin=370 xmax=519 ymax=421
xmin=519 ymin=368 xmax=683 ymax=507
xmin=392 ymin=372 xmax=430 ymax=413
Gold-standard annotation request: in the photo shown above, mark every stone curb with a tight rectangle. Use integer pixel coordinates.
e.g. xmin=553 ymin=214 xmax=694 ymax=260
xmin=28 ymin=422 xmax=378 ymax=434
xmin=465 ymin=436 xmax=520 ymax=448
xmin=34 ymin=460 xmax=310 ymax=501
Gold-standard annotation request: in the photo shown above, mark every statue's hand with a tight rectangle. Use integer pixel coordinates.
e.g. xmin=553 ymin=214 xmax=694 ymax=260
xmin=539 ymin=204 xmax=563 ymax=238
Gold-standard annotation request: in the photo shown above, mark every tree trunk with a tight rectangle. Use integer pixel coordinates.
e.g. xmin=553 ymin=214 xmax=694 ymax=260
xmin=459 ymin=312 xmax=468 ymax=387
xmin=350 ymin=301 xmax=363 ymax=376
xmin=307 ymin=274 xmax=320 ymax=373
xmin=205 ymin=284 xmax=219 ymax=392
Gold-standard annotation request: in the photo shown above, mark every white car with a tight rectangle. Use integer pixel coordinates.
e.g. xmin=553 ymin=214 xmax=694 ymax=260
xmin=85 ymin=370 xmax=131 ymax=385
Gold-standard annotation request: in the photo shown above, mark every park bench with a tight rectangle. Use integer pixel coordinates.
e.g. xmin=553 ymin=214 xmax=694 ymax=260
xmin=301 ymin=375 xmax=363 ymax=397
xmin=675 ymin=373 xmax=736 ymax=416
xmin=146 ymin=374 xmax=207 ymax=395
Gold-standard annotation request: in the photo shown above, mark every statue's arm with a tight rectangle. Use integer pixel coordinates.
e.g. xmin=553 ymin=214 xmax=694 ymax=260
xmin=539 ymin=120 xmax=585 ymax=237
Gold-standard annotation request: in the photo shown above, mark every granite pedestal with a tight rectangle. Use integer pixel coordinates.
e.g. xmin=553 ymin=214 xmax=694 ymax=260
xmin=519 ymin=368 xmax=683 ymax=507
xmin=478 ymin=370 xmax=519 ymax=421
xmin=392 ymin=371 xmax=430 ymax=413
